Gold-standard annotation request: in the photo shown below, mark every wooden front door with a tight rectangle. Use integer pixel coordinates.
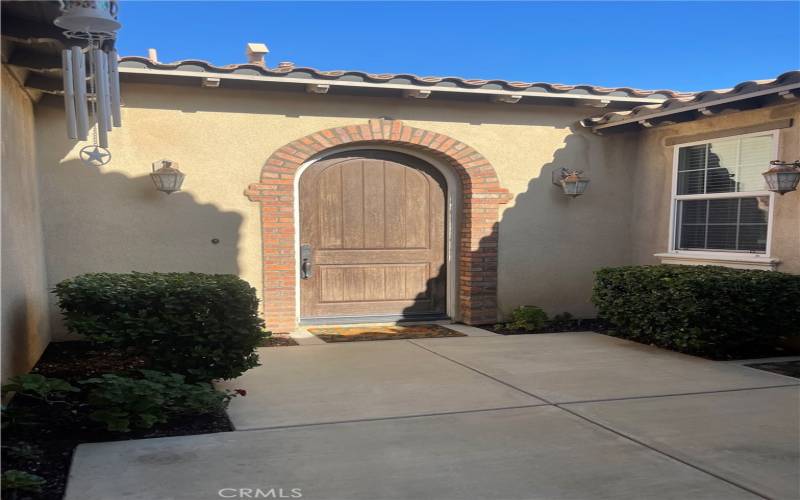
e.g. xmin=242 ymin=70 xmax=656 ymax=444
xmin=299 ymin=150 xmax=447 ymax=321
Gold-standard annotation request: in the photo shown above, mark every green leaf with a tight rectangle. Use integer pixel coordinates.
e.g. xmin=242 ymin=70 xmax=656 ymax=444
xmin=2 ymin=470 xmax=46 ymax=493
xmin=592 ymin=265 xmax=800 ymax=358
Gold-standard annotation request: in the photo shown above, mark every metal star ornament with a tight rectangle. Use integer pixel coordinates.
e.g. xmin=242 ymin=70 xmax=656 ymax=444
xmin=79 ymin=145 xmax=111 ymax=167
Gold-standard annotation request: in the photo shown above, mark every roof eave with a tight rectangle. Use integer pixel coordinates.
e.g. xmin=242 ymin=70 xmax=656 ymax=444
xmin=582 ymin=80 xmax=800 ymax=134
xmin=117 ymin=66 xmax=669 ymax=107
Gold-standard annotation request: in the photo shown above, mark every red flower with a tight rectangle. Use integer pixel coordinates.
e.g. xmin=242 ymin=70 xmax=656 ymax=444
xmin=234 ymin=389 xmax=247 ymax=397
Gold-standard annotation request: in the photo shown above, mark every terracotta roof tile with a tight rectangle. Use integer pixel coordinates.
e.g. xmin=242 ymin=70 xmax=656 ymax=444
xmin=118 ymin=56 xmax=692 ymax=100
xmin=582 ymin=70 xmax=800 ymax=129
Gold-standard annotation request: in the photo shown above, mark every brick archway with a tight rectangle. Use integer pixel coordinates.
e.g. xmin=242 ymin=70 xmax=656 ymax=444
xmin=246 ymin=119 xmax=512 ymax=332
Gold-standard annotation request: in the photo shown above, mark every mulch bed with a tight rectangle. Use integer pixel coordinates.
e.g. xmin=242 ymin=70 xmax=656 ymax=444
xmin=486 ymin=318 xmax=612 ymax=336
xmin=308 ymin=324 xmax=466 ymax=343
xmin=745 ymin=360 xmax=800 ymax=379
xmin=2 ymin=341 xmax=233 ymax=500
xmin=260 ymin=334 xmax=299 ymax=347
xmin=488 ymin=319 xmax=799 ymax=361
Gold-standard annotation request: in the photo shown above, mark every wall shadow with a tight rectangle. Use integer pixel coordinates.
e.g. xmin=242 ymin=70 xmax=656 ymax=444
xmin=2 ymin=289 xmax=47 ymax=378
xmin=36 ymin=154 xmax=243 ymax=338
xmin=492 ymin=126 xmax=640 ymax=320
xmin=404 ymin=125 xmax=638 ymax=324
xmin=493 ymin=126 xmax=638 ymax=320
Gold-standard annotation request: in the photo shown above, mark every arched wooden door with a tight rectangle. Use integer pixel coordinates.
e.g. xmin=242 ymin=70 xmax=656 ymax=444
xmin=299 ymin=150 xmax=447 ymax=322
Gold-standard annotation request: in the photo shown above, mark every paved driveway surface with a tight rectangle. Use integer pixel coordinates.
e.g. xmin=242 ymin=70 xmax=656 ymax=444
xmin=66 ymin=332 xmax=799 ymax=500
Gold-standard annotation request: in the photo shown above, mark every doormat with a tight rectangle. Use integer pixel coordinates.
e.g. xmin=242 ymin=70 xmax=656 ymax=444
xmin=308 ymin=324 xmax=466 ymax=343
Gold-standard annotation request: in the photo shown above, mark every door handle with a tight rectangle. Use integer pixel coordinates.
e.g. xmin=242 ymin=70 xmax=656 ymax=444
xmin=300 ymin=244 xmax=313 ymax=279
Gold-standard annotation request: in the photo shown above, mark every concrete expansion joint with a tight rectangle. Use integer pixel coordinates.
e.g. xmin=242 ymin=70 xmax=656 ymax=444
xmin=232 ymin=403 xmax=550 ymax=433
xmin=402 ymin=339 xmax=789 ymax=500
xmin=405 ymin=338 xmax=799 ymax=406
xmin=557 ymin=383 xmax=800 ymax=406
xmin=553 ymin=405 xmax=772 ymax=500
xmin=409 ymin=340 xmax=788 ymax=499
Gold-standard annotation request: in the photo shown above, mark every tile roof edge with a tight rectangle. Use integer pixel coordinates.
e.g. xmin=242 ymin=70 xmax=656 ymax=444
xmin=117 ymin=55 xmax=693 ymax=99
xmin=581 ymin=70 xmax=800 ymax=129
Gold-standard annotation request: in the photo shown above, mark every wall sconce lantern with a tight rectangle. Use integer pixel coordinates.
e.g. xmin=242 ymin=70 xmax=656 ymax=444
xmin=763 ymin=160 xmax=800 ymax=195
xmin=150 ymin=159 xmax=185 ymax=194
xmin=552 ymin=168 xmax=590 ymax=198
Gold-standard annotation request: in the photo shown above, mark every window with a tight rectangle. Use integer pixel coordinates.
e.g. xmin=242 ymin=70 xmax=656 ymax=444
xmin=670 ymin=132 xmax=775 ymax=255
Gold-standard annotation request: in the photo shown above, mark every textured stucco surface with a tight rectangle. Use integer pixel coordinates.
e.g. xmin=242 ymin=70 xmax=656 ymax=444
xmin=1 ymin=65 xmax=50 ymax=379
xmin=33 ymin=82 xmax=799 ymax=332
xmin=629 ymin=103 xmax=800 ymax=272
xmin=35 ymin=82 xmax=636 ymax=332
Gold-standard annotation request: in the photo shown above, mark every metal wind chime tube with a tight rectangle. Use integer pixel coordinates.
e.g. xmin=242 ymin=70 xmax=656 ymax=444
xmin=55 ymin=1 xmax=122 ymax=165
xmin=102 ymin=51 xmax=113 ymax=132
xmin=93 ymin=48 xmax=109 ymax=147
xmin=108 ymin=49 xmax=122 ymax=127
xmin=70 ymin=46 xmax=89 ymax=141
xmin=61 ymin=50 xmax=78 ymax=139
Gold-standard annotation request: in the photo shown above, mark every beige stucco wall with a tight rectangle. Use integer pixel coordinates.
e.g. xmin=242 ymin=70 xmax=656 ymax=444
xmin=630 ymin=103 xmax=800 ymax=272
xmin=2 ymin=65 xmax=51 ymax=379
xmin=35 ymin=81 xmax=639 ymax=331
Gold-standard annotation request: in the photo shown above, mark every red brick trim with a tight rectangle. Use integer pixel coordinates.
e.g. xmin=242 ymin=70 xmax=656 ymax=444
xmin=246 ymin=119 xmax=512 ymax=332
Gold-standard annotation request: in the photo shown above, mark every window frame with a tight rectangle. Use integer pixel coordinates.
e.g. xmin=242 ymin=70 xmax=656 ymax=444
xmin=667 ymin=129 xmax=778 ymax=259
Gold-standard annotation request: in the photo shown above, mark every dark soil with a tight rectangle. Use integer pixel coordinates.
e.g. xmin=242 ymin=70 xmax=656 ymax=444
xmin=2 ymin=341 xmax=233 ymax=500
xmin=260 ymin=335 xmax=299 ymax=347
xmin=745 ymin=360 xmax=800 ymax=379
xmin=488 ymin=319 xmax=798 ymax=361
xmin=487 ymin=318 xmax=612 ymax=336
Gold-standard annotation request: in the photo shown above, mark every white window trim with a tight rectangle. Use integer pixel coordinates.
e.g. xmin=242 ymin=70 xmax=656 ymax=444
xmin=664 ymin=129 xmax=779 ymax=262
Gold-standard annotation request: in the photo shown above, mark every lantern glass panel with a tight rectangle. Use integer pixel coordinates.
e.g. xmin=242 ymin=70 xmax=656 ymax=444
xmin=151 ymin=168 xmax=185 ymax=194
xmin=763 ymin=170 xmax=800 ymax=194
xmin=561 ymin=178 xmax=590 ymax=197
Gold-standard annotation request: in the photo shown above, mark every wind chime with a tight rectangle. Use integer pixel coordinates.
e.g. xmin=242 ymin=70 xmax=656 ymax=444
xmin=55 ymin=1 xmax=122 ymax=167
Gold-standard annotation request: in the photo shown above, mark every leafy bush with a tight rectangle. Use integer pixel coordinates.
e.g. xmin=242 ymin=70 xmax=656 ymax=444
xmin=54 ymin=272 xmax=266 ymax=381
xmin=505 ymin=306 xmax=549 ymax=331
xmin=81 ymin=370 xmax=235 ymax=432
xmin=2 ymin=374 xmax=78 ymax=402
xmin=549 ymin=312 xmax=575 ymax=329
xmin=2 ymin=443 xmax=42 ymax=461
xmin=593 ymin=265 xmax=800 ymax=359
xmin=1 ymin=470 xmax=46 ymax=494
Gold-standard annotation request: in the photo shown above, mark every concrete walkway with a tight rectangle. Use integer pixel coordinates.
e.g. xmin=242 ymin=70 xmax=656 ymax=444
xmin=66 ymin=332 xmax=800 ymax=500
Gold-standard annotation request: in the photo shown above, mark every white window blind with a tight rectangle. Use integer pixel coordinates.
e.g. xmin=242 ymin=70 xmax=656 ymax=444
xmin=672 ymin=133 xmax=774 ymax=254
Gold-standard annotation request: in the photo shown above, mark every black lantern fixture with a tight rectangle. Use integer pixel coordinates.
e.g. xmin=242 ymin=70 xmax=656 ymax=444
xmin=150 ymin=159 xmax=185 ymax=194
xmin=763 ymin=160 xmax=800 ymax=195
xmin=552 ymin=168 xmax=590 ymax=198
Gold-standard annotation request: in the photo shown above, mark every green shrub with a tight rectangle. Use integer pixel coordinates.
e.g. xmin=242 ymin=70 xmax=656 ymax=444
xmin=81 ymin=370 xmax=235 ymax=432
xmin=2 ymin=443 xmax=43 ymax=461
xmin=549 ymin=312 xmax=575 ymax=329
xmin=505 ymin=306 xmax=549 ymax=331
xmin=592 ymin=265 xmax=800 ymax=359
xmin=54 ymin=272 xmax=266 ymax=381
xmin=2 ymin=374 xmax=78 ymax=401
xmin=1 ymin=470 xmax=46 ymax=494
